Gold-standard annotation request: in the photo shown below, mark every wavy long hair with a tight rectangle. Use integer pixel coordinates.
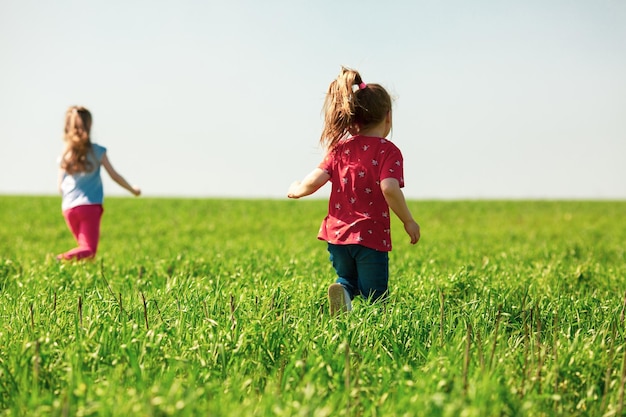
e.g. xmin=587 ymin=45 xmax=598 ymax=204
xmin=320 ymin=67 xmax=392 ymax=149
xmin=61 ymin=106 xmax=94 ymax=174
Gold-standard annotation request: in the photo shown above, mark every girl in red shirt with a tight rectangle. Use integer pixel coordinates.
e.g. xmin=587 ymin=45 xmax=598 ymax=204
xmin=288 ymin=67 xmax=420 ymax=315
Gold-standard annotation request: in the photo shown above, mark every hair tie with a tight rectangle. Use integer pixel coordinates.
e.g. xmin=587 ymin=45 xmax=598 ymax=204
xmin=358 ymin=82 xmax=367 ymax=90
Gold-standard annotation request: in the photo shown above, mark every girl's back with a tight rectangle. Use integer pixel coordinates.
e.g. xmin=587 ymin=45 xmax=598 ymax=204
xmin=323 ymin=135 xmax=404 ymax=208
xmin=60 ymin=143 xmax=107 ymax=211
xmin=318 ymin=135 xmax=405 ymax=251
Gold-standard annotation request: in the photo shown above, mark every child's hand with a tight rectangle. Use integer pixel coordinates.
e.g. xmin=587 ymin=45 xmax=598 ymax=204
xmin=288 ymin=169 xmax=330 ymax=199
xmin=287 ymin=181 xmax=302 ymax=199
xmin=404 ymin=220 xmax=420 ymax=245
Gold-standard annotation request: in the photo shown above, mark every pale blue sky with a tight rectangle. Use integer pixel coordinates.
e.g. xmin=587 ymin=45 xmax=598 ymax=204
xmin=1 ymin=0 xmax=625 ymax=199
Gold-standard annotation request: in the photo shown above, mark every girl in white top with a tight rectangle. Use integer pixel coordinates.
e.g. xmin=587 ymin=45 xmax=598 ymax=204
xmin=57 ymin=106 xmax=141 ymax=261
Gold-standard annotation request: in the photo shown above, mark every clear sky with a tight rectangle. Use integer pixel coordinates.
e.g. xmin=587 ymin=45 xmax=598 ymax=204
xmin=1 ymin=0 xmax=625 ymax=199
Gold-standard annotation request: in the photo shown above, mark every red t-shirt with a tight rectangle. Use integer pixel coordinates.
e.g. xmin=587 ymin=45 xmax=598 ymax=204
xmin=317 ymin=135 xmax=405 ymax=252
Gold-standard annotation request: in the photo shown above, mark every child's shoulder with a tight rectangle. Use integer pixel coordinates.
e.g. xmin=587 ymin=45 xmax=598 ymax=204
xmin=355 ymin=135 xmax=400 ymax=149
xmin=90 ymin=142 xmax=107 ymax=160
xmin=91 ymin=142 xmax=107 ymax=152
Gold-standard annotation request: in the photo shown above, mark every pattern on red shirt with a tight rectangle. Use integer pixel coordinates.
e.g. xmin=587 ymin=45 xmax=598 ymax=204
xmin=317 ymin=135 xmax=405 ymax=252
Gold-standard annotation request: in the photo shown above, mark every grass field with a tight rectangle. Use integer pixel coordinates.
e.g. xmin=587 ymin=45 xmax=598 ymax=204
xmin=1 ymin=196 xmax=625 ymax=416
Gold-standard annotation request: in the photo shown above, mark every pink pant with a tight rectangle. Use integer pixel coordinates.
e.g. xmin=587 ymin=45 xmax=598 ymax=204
xmin=57 ymin=204 xmax=104 ymax=261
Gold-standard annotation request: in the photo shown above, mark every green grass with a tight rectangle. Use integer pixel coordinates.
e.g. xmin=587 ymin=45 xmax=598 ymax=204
xmin=1 ymin=196 xmax=625 ymax=416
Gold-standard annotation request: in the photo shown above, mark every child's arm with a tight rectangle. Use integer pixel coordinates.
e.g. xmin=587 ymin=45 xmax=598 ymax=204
xmin=58 ymin=169 xmax=64 ymax=194
xmin=380 ymin=178 xmax=420 ymax=244
xmin=288 ymin=168 xmax=330 ymax=199
xmin=101 ymin=153 xmax=141 ymax=196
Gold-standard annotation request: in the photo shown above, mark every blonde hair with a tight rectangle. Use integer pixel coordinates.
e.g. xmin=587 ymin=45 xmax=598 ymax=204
xmin=61 ymin=106 xmax=94 ymax=174
xmin=320 ymin=67 xmax=392 ymax=149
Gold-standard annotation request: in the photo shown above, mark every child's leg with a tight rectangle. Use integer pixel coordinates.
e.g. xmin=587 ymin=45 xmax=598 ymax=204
xmin=63 ymin=207 xmax=82 ymax=243
xmin=327 ymin=244 xmax=358 ymax=315
xmin=354 ymin=247 xmax=389 ymax=302
xmin=327 ymin=243 xmax=358 ymax=298
xmin=58 ymin=205 xmax=103 ymax=260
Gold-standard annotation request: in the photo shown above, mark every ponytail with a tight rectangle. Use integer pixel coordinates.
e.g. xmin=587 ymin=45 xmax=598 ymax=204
xmin=320 ymin=67 xmax=392 ymax=149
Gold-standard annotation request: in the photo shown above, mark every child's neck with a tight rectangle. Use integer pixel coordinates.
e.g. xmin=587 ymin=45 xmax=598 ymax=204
xmin=357 ymin=128 xmax=386 ymax=138
xmin=355 ymin=118 xmax=391 ymax=138
xmin=357 ymin=125 xmax=387 ymax=138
